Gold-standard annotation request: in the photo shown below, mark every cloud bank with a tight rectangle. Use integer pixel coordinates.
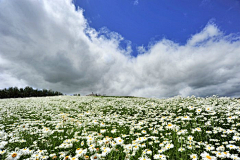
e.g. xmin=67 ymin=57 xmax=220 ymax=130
xmin=1 ymin=0 xmax=240 ymax=98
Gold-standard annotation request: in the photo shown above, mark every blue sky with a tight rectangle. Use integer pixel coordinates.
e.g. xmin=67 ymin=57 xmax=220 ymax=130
xmin=74 ymin=0 xmax=240 ymax=56
xmin=1 ymin=0 xmax=240 ymax=98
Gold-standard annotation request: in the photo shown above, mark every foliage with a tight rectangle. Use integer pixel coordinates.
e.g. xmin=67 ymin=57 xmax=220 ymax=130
xmin=0 ymin=86 xmax=63 ymax=99
xmin=0 ymin=96 xmax=239 ymax=160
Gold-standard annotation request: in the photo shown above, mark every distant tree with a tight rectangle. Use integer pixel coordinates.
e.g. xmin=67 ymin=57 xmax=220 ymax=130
xmin=0 ymin=86 xmax=63 ymax=99
xmin=13 ymin=87 xmax=18 ymax=97
xmin=19 ymin=88 xmax=24 ymax=97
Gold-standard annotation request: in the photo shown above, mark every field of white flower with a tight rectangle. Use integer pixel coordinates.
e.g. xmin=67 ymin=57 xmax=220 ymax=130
xmin=0 ymin=96 xmax=239 ymax=160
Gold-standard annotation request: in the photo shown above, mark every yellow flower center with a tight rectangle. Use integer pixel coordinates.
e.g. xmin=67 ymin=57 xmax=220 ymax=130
xmin=52 ymin=155 xmax=57 ymax=159
xmin=12 ymin=153 xmax=17 ymax=158
xmin=206 ymin=155 xmax=212 ymax=159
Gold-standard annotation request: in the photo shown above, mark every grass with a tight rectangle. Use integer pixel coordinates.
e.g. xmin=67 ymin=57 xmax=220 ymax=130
xmin=0 ymin=96 xmax=239 ymax=160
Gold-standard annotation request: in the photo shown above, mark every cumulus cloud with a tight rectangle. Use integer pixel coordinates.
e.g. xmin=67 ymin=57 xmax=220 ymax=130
xmin=0 ymin=0 xmax=240 ymax=98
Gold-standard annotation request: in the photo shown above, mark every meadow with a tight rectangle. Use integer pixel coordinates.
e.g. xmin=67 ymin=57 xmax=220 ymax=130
xmin=0 ymin=96 xmax=239 ymax=160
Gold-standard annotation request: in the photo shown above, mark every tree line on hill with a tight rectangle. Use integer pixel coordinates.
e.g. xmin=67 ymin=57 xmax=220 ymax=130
xmin=0 ymin=86 xmax=63 ymax=99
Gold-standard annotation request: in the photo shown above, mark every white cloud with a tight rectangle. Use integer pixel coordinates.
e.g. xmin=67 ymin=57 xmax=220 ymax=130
xmin=137 ymin=45 xmax=147 ymax=54
xmin=187 ymin=23 xmax=221 ymax=46
xmin=1 ymin=0 xmax=240 ymax=98
xmin=134 ymin=0 xmax=139 ymax=5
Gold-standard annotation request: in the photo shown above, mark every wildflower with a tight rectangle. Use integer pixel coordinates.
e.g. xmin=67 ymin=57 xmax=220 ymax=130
xmin=141 ymin=143 xmax=146 ymax=147
xmin=190 ymin=154 xmax=198 ymax=160
xmin=233 ymin=136 xmax=240 ymax=141
xmin=41 ymin=156 xmax=49 ymax=160
xmin=187 ymin=144 xmax=193 ymax=149
xmin=90 ymin=154 xmax=99 ymax=160
xmin=6 ymin=152 xmax=21 ymax=160
xmin=188 ymin=106 xmax=195 ymax=110
xmin=142 ymin=150 xmax=147 ymax=155
xmin=196 ymin=108 xmax=202 ymax=114
xmin=111 ymin=141 xmax=117 ymax=147
xmin=101 ymin=147 xmax=111 ymax=157
xmin=182 ymin=116 xmax=191 ymax=120
xmin=178 ymin=147 xmax=185 ymax=152
xmin=31 ymin=153 xmax=41 ymax=160
xmin=146 ymin=149 xmax=152 ymax=155
xmin=81 ymin=141 xmax=84 ymax=146
xmin=205 ymin=145 xmax=215 ymax=151
xmin=226 ymin=144 xmax=237 ymax=150
xmin=92 ymin=120 xmax=98 ymax=125
xmin=214 ymin=152 xmax=226 ymax=159
xmin=200 ymin=151 xmax=217 ymax=160
xmin=20 ymin=148 xmax=30 ymax=155
xmin=195 ymin=127 xmax=202 ymax=132
xmin=111 ymin=129 xmax=117 ymax=133
xmin=117 ymin=139 xmax=124 ymax=146
xmin=153 ymin=154 xmax=161 ymax=159
xmin=141 ymin=130 xmax=147 ymax=134
xmin=222 ymin=151 xmax=230 ymax=158
xmin=188 ymin=135 xmax=194 ymax=141
xmin=216 ymin=145 xmax=225 ymax=151
xmin=0 ymin=149 xmax=6 ymax=155
xmin=230 ymin=154 xmax=240 ymax=160
xmin=49 ymin=154 xmax=56 ymax=158
xmin=0 ymin=141 xmax=8 ymax=149
xmin=177 ymin=129 xmax=187 ymax=135
xmin=152 ymin=130 xmax=158 ymax=134
xmin=165 ymin=143 xmax=174 ymax=150
xmin=154 ymin=154 xmax=166 ymax=160
xmin=36 ymin=149 xmax=47 ymax=155
xmin=138 ymin=156 xmax=151 ymax=160
xmin=87 ymin=137 xmax=94 ymax=144
xmin=166 ymin=123 xmax=174 ymax=130
xmin=59 ymin=153 xmax=66 ymax=159
xmin=76 ymin=148 xmax=87 ymax=157
xmin=158 ymin=148 xmax=165 ymax=153
xmin=100 ymin=122 xmax=105 ymax=127
xmin=205 ymin=107 xmax=213 ymax=112
xmin=159 ymin=142 xmax=164 ymax=147
xmin=124 ymin=144 xmax=132 ymax=151
xmin=42 ymin=127 xmax=52 ymax=136
xmin=226 ymin=129 xmax=235 ymax=134
xmin=100 ymin=129 xmax=106 ymax=133
xmin=133 ymin=145 xmax=139 ymax=151
xmin=229 ymin=140 xmax=236 ymax=144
